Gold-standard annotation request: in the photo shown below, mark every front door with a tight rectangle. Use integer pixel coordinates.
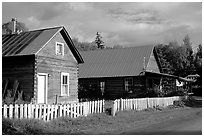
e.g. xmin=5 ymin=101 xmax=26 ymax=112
xmin=37 ymin=73 xmax=48 ymax=104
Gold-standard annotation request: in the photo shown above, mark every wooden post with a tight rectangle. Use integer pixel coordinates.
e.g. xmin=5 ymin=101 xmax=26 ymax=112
xmin=128 ymin=99 xmax=130 ymax=110
xmin=77 ymin=103 xmax=80 ymax=116
xmin=126 ymin=99 xmax=128 ymax=110
xmin=83 ymin=102 xmax=88 ymax=116
xmin=39 ymin=105 xmax=42 ymax=120
xmin=43 ymin=105 xmax=47 ymax=121
xmin=3 ymin=104 xmax=8 ymax=118
xmin=55 ymin=94 xmax=58 ymax=105
xmin=120 ymin=98 xmax=123 ymax=111
xmin=134 ymin=99 xmax=137 ymax=110
xmin=91 ymin=101 xmax=94 ymax=114
xmin=27 ymin=104 xmax=31 ymax=119
xmin=97 ymin=100 xmax=100 ymax=113
xmin=24 ymin=104 xmax=27 ymax=118
xmin=103 ymin=100 xmax=105 ymax=113
xmin=63 ymin=104 xmax=66 ymax=117
xmin=54 ymin=105 xmax=58 ymax=119
xmin=80 ymin=103 xmax=83 ymax=115
xmin=146 ymin=98 xmax=149 ymax=108
xmin=35 ymin=105 xmax=39 ymax=119
xmin=99 ymin=100 xmax=102 ymax=113
xmin=20 ymin=104 xmax=24 ymax=119
xmin=31 ymin=104 xmax=34 ymax=118
xmin=47 ymin=105 xmax=51 ymax=121
xmin=14 ymin=104 xmax=18 ymax=119
xmin=50 ymin=105 xmax=54 ymax=120
xmin=59 ymin=105 xmax=62 ymax=117
xmin=9 ymin=104 xmax=13 ymax=119
xmin=111 ymin=101 xmax=116 ymax=116
xmin=94 ymin=101 xmax=97 ymax=113
xmin=73 ymin=103 xmax=76 ymax=118
xmin=70 ymin=104 xmax=73 ymax=118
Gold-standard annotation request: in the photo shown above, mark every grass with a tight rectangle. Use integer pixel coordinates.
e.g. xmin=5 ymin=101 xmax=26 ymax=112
xmin=2 ymin=96 xmax=202 ymax=135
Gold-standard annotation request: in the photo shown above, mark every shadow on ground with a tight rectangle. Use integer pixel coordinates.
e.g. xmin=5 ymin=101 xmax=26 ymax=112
xmin=122 ymin=131 xmax=202 ymax=135
xmin=184 ymin=96 xmax=202 ymax=108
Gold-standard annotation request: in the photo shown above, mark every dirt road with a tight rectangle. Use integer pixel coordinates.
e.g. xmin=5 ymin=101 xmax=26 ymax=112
xmin=121 ymin=107 xmax=202 ymax=135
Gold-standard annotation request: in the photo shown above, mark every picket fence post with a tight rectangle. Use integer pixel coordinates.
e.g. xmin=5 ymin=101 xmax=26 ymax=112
xmin=111 ymin=100 xmax=116 ymax=116
xmin=20 ymin=104 xmax=24 ymax=119
xmin=39 ymin=105 xmax=42 ymax=120
xmin=3 ymin=104 xmax=7 ymax=118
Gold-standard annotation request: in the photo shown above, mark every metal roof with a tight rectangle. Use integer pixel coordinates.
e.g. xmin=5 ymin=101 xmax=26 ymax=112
xmin=2 ymin=27 xmax=61 ymax=56
xmin=79 ymin=45 xmax=154 ymax=78
xmin=2 ymin=26 xmax=84 ymax=63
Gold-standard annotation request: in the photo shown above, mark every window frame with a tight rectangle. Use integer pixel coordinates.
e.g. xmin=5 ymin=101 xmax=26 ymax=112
xmin=55 ymin=42 xmax=64 ymax=56
xmin=61 ymin=72 xmax=69 ymax=96
xmin=99 ymin=81 xmax=105 ymax=94
xmin=124 ymin=77 xmax=133 ymax=92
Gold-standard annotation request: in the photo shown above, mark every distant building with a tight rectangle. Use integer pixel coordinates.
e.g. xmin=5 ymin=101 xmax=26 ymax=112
xmin=78 ymin=45 xmax=192 ymax=99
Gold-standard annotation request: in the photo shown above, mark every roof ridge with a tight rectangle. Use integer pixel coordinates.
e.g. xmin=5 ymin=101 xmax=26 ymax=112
xmin=2 ymin=26 xmax=64 ymax=36
xmin=79 ymin=45 xmax=154 ymax=53
xmin=28 ymin=26 xmax=63 ymax=32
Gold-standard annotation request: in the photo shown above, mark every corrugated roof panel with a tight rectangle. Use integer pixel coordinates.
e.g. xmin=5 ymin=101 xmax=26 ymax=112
xmin=9 ymin=31 xmax=42 ymax=56
xmin=3 ymin=32 xmax=34 ymax=56
xmin=19 ymin=27 xmax=61 ymax=55
xmin=2 ymin=26 xmax=84 ymax=64
xmin=2 ymin=27 xmax=61 ymax=56
xmin=79 ymin=45 xmax=154 ymax=78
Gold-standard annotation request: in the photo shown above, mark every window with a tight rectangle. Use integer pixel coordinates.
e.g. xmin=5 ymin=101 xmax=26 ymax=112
xmin=61 ymin=73 xmax=69 ymax=96
xmin=56 ymin=42 xmax=64 ymax=55
xmin=99 ymin=81 xmax=105 ymax=95
xmin=124 ymin=77 xmax=133 ymax=92
xmin=148 ymin=79 xmax=153 ymax=88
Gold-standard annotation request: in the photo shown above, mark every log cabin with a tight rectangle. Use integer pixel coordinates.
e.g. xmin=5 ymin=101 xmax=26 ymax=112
xmin=2 ymin=26 xmax=84 ymax=104
xmin=78 ymin=45 xmax=192 ymax=100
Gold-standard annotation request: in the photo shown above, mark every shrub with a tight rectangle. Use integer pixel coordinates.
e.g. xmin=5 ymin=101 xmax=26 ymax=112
xmin=164 ymin=89 xmax=186 ymax=97
xmin=3 ymin=90 xmax=27 ymax=105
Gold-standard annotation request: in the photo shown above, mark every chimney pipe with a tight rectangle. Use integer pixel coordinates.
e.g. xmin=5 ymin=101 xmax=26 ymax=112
xmin=11 ymin=18 xmax=17 ymax=34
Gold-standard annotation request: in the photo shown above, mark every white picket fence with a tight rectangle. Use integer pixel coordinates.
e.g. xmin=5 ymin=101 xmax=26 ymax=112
xmin=2 ymin=100 xmax=105 ymax=121
xmin=112 ymin=96 xmax=181 ymax=116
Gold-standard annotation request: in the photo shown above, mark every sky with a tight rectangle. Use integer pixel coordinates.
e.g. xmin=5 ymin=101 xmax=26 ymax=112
xmin=2 ymin=2 xmax=202 ymax=50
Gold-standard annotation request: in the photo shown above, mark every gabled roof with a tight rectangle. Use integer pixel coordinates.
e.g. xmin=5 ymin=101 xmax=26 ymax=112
xmin=79 ymin=45 xmax=155 ymax=78
xmin=2 ymin=26 xmax=84 ymax=63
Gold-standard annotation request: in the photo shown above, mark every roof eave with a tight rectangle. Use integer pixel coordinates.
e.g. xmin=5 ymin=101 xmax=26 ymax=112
xmin=60 ymin=27 xmax=84 ymax=64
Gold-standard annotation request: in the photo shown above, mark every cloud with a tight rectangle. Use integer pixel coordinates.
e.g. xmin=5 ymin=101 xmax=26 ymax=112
xmin=26 ymin=16 xmax=41 ymax=28
xmin=39 ymin=8 xmax=61 ymax=21
xmin=108 ymin=8 xmax=164 ymax=25
xmin=69 ymin=3 xmax=93 ymax=11
xmin=2 ymin=2 xmax=201 ymax=49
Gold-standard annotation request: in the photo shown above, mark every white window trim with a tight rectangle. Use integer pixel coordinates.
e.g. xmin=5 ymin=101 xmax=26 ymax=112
xmin=55 ymin=42 xmax=64 ymax=56
xmin=61 ymin=72 xmax=70 ymax=96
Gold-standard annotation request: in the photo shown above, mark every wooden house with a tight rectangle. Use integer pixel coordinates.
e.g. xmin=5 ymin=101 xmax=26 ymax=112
xmin=78 ymin=45 xmax=190 ymax=99
xmin=2 ymin=26 xmax=84 ymax=104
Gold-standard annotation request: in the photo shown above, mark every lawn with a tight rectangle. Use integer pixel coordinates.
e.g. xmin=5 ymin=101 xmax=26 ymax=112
xmin=2 ymin=97 xmax=202 ymax=135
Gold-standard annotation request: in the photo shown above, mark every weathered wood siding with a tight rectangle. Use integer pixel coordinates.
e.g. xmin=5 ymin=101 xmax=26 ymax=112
xmin=36 ymin=31 xmax=79 ymax=104
xmin=2 ymin=55 xmax=35 ymax=102
xmin=146 ymin=51 xmax=160 ymax=73
xmin=105 ymin=77 xmax=125 ymax=97
xmin=79 ymin=76 xmax=146 ymax=99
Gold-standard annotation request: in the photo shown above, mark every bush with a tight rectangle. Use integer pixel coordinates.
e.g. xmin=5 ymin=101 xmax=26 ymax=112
xmin=3 ymin=90 xmax=27 ymax=105
xmin=164 ymin=89 xmax=186 ymax=97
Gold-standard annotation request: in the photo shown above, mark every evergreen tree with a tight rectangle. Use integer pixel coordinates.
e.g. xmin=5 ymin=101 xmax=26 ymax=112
xmin=95 ymin=32 xmax=105 ymax=49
